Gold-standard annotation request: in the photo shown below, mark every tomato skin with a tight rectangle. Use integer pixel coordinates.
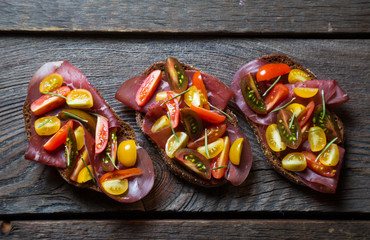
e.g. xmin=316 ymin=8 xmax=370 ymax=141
xmin=66 ymin=89 xmax=94 ymax=109
xmin=229 ymin=138 xmax=244 ymax=165
xmin=117 ymin=140 xmax=137 ymax=167
xmin=319 ymin=143 xmax=340 ymax=166
xmin=308 ymin=126 xmax=326 ymax=152
xmin=165 ymin=132 xmax=189 ymax=158
xmin=288 ymin=69 xmax=311 ymax=83
xmin=43 ymin=120 xmax=73 ymax=151
xmin=240 ymin=74 xmax=267 ymax=114
xmin=187 ymin=123 xmax=227 ymax=149
xmin=197 ymin=138 xmax=224 ymax=159
xmin=135 ymin=70 xmax=162 ymax=106
xmin=31 ymin=86 xmax=71 ymax=116
xmin=211 ymin=136 xmax=230 ymax=179
xmin=99 ymin=168 xmax=143 ymax=184
xmin=180 ymin=108 xmax=203 ymax=141
xmin=192 ymin=71 xmax=210 ymax=109
xmin=265 ymin=83 xmax=289 ymax=112
xmin=165 ymin=92 xmax=180 ymax=128
xmin=302 ymin=151 xmax=336 ymax=178
xmin=95 ymin=116 xmax=109 ymax=154
xmin=297 ymin=101 xmax=315 ymax=127
xmin=34 ymin=116 xmax=61 ymax=136
xmin=282 ymin=152 xmax=307 ymax=172
xmin=190 ymin=104 xmax=226 ymax=124
xmin=174 ymin=148 xmax=211 ymax=180
xmin=256 ymin=63 xmax=291 ymax=82
xmin=39 ymin=73 xmax=63 ymax=93
xmin=266 ymin=124 xmax=286 ymax=152
xmin=165 ymin=57 xmax=188 ymax=93
xmin=184 ymin=86 xmax=207 ymax=108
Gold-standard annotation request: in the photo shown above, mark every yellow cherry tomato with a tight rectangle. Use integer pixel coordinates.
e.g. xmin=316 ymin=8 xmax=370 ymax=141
xmin=197 ymin=138 xmax=224 ymax=159
xmin=117 ymin=140 xmax=137 ymax=167
xmin=101 ymin=178 xmax=128 ymax=195
xmin=151 ymin=115 xmax=170 ymax=133
xmin=74 ymin=126 xmax=85 ymax=151
xmin=285 ymin=103 xmax=306 ymax=118
xmin=66 ymin=89 xmax=94 ymax=108
xmin=229 ymin=138 xmax=244 ymax=165
xmin=77 ymin=165 xmax=93 ymax=183
xmin=165 ymin=132 xmax=189 ymax=158
xmin=288 ymin=69 xmax=311 ymax=83
xmin=34 ymin=116 xmax=61 ymax=136
xmin=308 ymin=126 xmax=326 ymax=152
xmin=282 ymin=152 xmax=307 ymax=172
xmin=319 ymin=143 xmax=339 ymax=166
xmin=184 ymin=86 xmax=207 ymax=108
xmin=156 ymin=91 xmax=181 ymax=102
xmin=39 ymin=73 xmax=63 ymax=93
xmin=266 ymin=124 xmax=286 ymax=152
xmin=293 ymin=88 xmax=319 ymax=98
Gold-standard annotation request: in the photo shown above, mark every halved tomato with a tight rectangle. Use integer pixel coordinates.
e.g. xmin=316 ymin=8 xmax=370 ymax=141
xmin=192 ymin=71 xmax=210 ymax=109
xmin=99 ymin=168 xmax=143 ymax=184
xmin=282 ymin=152 xmax=307 ymax=172
xmin=288 ymin=69 xmax=311 ymax=83
xmin=31 ymin=86 xmax=71 ymax=116
xmin=197 ymin=138 xmax=224 ymax=159
xmin=174 ymin=148 xmax=211 ymax=180
xmin=276 ymin=109 xmax=302 ymax=149
xmin=165 ymin=92 xmax=180 ymax=128
xmin=312 ymin=104 xmax=342 ymax=143
xmin=151 ymin=115 xmax=170 ymax=133
xmin=165 ymin=57 xmax=188 ymax=93
xmin=43 ymin=120 xmax=73 ymax=151
xmin=308 ymin=126 xmax=326 ymax=152
xmin=66 ymin=89 xmax=94 ymax=109
xmin=266 ymin=124 xmax=286 ymax=152
xmin=39 ymin=73 xmax=63 ymax=93
xmin=136 ymin=70 xmax=162 ymax=106
xmin=211 ymin=136 xmax=230 ymax=179
xmin=95 ymin=116 xmax=109 ymax=154
xmin=184 ymin=86 xmax=207 ymax=108
xmin=302 ymin=151 xmax=336 ymax=178
xmin=102 ymin=178 xmax=128 ymax=195
xmin=190 ymin=104 xmax=225 ymax=124
xmin=256 ymin=63 xmax=291 ymax=82
xmin=165 ymin=132 xmax=189 ymax=158
xmin=265 ymin=83 xmax=289 ymax=112
xmin=297 ymin=101 xmax=315 ymax=127
xmin=34 ymin=116 xmax=61 ymax=136
xmin=229 ymin=138 xmax=244 ymax=165
xmin=187 ymin=123 xmax=227 ymax=149
xmin=240 ymin=73 xmax=266 ymax=114
xmin=180 ymin=108 xmax=203 ymax=141
xmin=319 ymin=143 xmax=339 ymax=166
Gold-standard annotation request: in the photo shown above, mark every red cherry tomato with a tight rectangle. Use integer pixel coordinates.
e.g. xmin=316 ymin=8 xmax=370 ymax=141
xmin=43 ymin=120 xmax=73 ymax=151
xmin=297 ymin=100 xmax=315 ymax=127
xmin=265 ymin=83 xmax=289 ymax=112
xmin=95 ymin=116 xmax=109 ymax=154
xmin=192 ymin=71 xmax=210 ymax=110
xmin=99 ymin=168 xmax=143 ymax=184
xmin=31 ymin=86 xmax=71 ymax=116
xmin=256 ymin=63 xmax=291 ymax=82
xmin=135 ymin=70 xmax=162 ymax=106
xmin=190 ymin=104 xmax=226 ymax=124
xmin=211 ymin=136 xmax=230 ymax=179
xmin=302 ymin=151 xmax=336 ymax=178
xmin=165 ymin=92 xmax=180 ymax=128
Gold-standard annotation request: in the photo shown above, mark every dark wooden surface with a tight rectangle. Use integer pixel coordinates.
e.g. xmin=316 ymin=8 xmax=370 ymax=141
xmin=1 ymin=1 xmax=370 ymax=239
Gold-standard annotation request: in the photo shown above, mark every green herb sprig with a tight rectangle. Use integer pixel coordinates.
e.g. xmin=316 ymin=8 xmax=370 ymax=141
xmin=90 ymin=112 xmax=108 ymax=121
xmin=270 ymin=97 xmax=296 ymax=113
xmin=209 ymin=103 xmax=232 ymax=121
xmin=61 ymin=111 xmax=88 ymax=123
xmin=204 ymin=128 xmax=210 ymax=158
xmin=321 ymin=90 xmax=326 ymax=119
xmin=315 ymin=137 xmax=338 ymax=162
xmin=160 ymin=89 xmax=190 ymax=106
xmin=211 ymin=165 xmax=227 ymax=171
xmin=37 ymin=116 xmax=56 ymax=128
xmin=289 ymin=114 xmax=295 ymax=129
xmin=81 ymin=157 xmax=96 ymax=183
xmin=65 ymin=145 xmax=70 ymax=168
xmin=263 ymin=76 xmax=281 ymax=97
xmin=306 ymin=128 xmax=321 ymax=133
xmin=107 ymin=153 xmax=119 ymax=170
xmin=167 ymin=112 xmax=179 ymax=143
xmin=44 ymin=92 xmax=69 ymax=100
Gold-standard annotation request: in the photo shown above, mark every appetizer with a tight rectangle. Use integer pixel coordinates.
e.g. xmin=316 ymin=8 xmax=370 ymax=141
xmin=115 ymin=58 xmax=253 ymax=187
xmin=231 ymin=54 xmax=349 ymax=193
xmin=24 ymin=61 xmax=154 ymax=202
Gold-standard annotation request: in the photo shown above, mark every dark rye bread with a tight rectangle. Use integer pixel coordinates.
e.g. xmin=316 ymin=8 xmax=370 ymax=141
xmin=23 ymin=87 xmax=137 ymax=192
xmin=247 ymin=54 xmax=345 ymax=185
xmin=136 ymin=62 xmax=238 ymax=187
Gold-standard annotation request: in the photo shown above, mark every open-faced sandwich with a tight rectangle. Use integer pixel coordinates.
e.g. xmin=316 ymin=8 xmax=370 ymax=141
xmin=231 ymin=55 xmax=349 ymax=193
xmin=115 ymin=58 xmax=253 ymax=187
xmin=24 ymin=61 xmax=154 ymax=202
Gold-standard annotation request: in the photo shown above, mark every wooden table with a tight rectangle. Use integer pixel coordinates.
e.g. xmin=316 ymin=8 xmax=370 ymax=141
xmin=1 ymin=1 xmax=369 ymax=239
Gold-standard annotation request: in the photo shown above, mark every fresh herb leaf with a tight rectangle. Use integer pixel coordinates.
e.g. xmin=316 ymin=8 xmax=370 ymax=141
xmin=65 ymin=145 xmax=70 ymax=168
xmin=44 ymin=92 xmax=69 ymax=100
xmin=61 ymin=111 xmax=88 ymax=123
xmin=90 ymin=112 xmax=108 ymax=121
xmin=289 ymin=114 xmax=295 ymax=129
xmin=167 ymin=112 xmax=179 ymax=143
xmin=81 ymin=157 xmax=96 ymax=183
xmin=205 ymin=128 xmax=210 ymax=158
xmin=211 ymin=165 xmax=227 ymax=171
xmin=263 ymin=75 xmax=281 ymax=97
xmin=209 ymin=103 xmax=233 ymax=121
xmin=315 ymin=137 xmax=338 ymax=162
xmin=306 ymin=128 xmax=321 ymax=133
xmin=37 ymin=116 xmax=56 ymax=128
xmin=160 ymin=89 xmax=190 ymax=106
xmin=106 ymin=153 xmax=119 ymax=170
xmin=270 ymin=97 xmax=296 ymax=113
xmin=321 ymin=90 xmax=326 ymax=119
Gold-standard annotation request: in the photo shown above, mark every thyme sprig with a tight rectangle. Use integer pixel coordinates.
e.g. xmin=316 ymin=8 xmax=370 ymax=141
xmin=90 ymin=113 xmax=108 ymax=121
xmin=168 ymin=112 xmax=179 ymax=143
xmin=37 ymin=116 xmax=56 ymax=128
xmin=204 ymin=128 xmax=210 ymax=158
xmin=211 ymin=165 xmax=227 ymax=171
xmin=263 ymin=76 xmax=281 ymax=97
xmin=270 ymin=97 xmax=296 ymax=113
xmin=315 ymin=137 xmax=338 ymax=162
xmin=44 ymin=92 xmax=69 ymax=100
xmin=321 ymin=90 xmax=326 ymax=119
xmin=106 ymin=153 xmax=119 ymax=170
xmin=61 ymin=111 xmax=88 ymax=123
xmin=160 ymin=89 xmax=190 ymax=106
xmin=209 ymin=103 xmax=232 ymax=121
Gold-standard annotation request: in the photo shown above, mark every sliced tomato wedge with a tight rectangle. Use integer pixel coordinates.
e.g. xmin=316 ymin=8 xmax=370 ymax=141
xmin=31 ymin=86 xmax=71 ymax=116
xmin=211 ymin=136 xmax=230 ymax=179
xmin=192 ymin=71 xmax=210 ymax=109
xmin=135 ymin=70 xmax=162 ymax=106
xmin=99 ymin=168 xmax=143 ymax=184
xmin=95 ymin=116 xmax=109 ymax=154
xmin=297 ymin=100 xmax=315 ymax=127
xmin=190 ymin=104 xmax=226 ymax=124
xmin=265 ymin=83 xmax=289 ymax=112
xmin=187 ymin=123 xmax=227 ymax=149
xmin=256 ymin=63 xmax=291 ymax=82
xmin=165 ymin=92 xmax=180 ymax=128
xmin=43 ymin=120 xmax=73 ymax=151
xmin=302 ymin=151 xmax=336 ymax=178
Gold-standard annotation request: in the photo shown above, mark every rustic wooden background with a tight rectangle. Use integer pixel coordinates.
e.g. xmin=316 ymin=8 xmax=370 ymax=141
xmin=1 ymin=1 xmax=369 ymax=239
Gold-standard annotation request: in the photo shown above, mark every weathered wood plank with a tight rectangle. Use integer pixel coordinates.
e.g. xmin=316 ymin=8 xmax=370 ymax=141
xmin=0 ymin=36 xmax=369 ymax=215
xmin=1 ymin=219 xmax=370 ymax=239
xmin=0 ymin=0 xmax=369 ymax=34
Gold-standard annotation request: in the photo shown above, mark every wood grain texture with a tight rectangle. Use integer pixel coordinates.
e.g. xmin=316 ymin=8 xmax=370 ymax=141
xmin=0 ymin=0 xmax=369 ymax=34
xmin=0 ymin=36 xmax=369 ymax=215
xmin=1 ymin=219 xmax=370 ymax=239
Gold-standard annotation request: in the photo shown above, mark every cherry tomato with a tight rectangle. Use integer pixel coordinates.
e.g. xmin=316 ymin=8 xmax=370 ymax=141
xmin=319 ymin=143 xmax=339 ymax=166
xmin=265 ymin=83 xmax=289 ymax=112
xmin=211 ymin=136 xmax=230 ymax=179
xmin=297 ymin=101 xmax=315 ymax=128
xmin=229 ymin=138 xmax=244 ymax=165
xmin=302 ymin=151 xmax=336 ymax=178
xmin=288 ymin=69 xmax=311 ymax=83
xmin=293 ymin=87 xmax=318 ymax=98
xmin=66 ymin=89 xmax=94 ymax=109
xmin=155 ymin=91 xmax=180 ymax=102
xmin=192 ymin=71 xmax=210 ymax=109
xmin=266 ymin=124 xmax=286 ymax=152
xmin=102 ymin=178 xmax=128 ymax=195
xmin=151 ymin=115 xmax=170 ymax=133
xmin=312 ymin=104 xmax=342 ymax=143
xmin=34 ymin=116 xmax=61 ymax=136
xmin=77 ymin=165 xmax=93 ymax=183
xmin=135 ymin=70 xmax=162 ymax=106
xmin=31 ymin=86 xmax=71 ymax=116
xmin=180 ymin=108 xmax=203 ymax=141
xmin=282 ymin=152 xmax=307 ymax=172
xmin=184 ymin=86 xmax=207 ymax=108
xmin=165 ymin=92 xmax=180 ymax=128
xmin=39 ymin=73 xmax=63 ymax=93
xmin=99 ymin=168 xmax=143 ymax=183
xmin=43 ymin=120 xmax=73 ymax=151
xmin=165 ymin=57 xmax=188 ymax=93
xmin=165 ymin=132 xmax=189 ymax=158
xmin=197 ymin=138 xmax=224 ymax=159
xmin=256 ymin=63 xmax=291 ymax=82
xmin=190 ymin=104 xmax=226 ymax=124
xmin=187 ymin=123 xmax=227 ymax=149
xmin=95 ymin=116 xmax=109 ymax=154
xmin=276 ymin=109 xmax=302 ymax=149
xmin=74 ymin=126 xmax=85 ymax=151
xmin=285 ymin=103 xmax=306 ymax=118
xmin=174 ymin=148 xmax=211 ymax=180
xmin=117 ymin=140 xmax=137 ymax=167
xmin=308 ymin=126 xmax=326 ymax=152
xmin=240 ymin=73 xmax=266 ymax=114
